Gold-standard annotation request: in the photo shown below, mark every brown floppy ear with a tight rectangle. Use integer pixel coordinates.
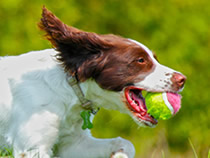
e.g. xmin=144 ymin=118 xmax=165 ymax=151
xmin=38 ymin=6 xmax=112 ymax=76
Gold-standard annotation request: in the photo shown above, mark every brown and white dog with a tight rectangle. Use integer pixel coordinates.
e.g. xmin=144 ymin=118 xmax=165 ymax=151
xmin=0 ymin=7 xmax=186 ymax=158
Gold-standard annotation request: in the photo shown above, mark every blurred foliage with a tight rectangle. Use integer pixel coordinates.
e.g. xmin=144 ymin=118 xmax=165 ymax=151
xmin=0 ymin=0 xmax=209 ymax=157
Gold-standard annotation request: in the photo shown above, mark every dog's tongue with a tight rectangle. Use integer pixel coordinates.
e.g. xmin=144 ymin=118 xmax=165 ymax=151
xmin=166 ymin=92 xmax=182 ymax=114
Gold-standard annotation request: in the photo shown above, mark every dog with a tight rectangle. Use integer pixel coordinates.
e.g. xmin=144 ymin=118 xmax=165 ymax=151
xmin=0 ymin=7 xmax=186 ymax=158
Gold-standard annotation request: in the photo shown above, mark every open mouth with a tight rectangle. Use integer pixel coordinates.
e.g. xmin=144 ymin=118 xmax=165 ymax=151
xmin=124 ymin=86 xmax=158 ymax=126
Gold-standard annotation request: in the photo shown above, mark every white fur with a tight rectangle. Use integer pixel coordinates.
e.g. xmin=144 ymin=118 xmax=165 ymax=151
xmin=0 ymin=49 xmax=135 ymax=158
xmin=112 ymin=152 xmax=128 ymax=158
xmin=135 ymin=63 xmax=176 ymax=92
xmin=129 ymin=39 xmax=178 ymax=92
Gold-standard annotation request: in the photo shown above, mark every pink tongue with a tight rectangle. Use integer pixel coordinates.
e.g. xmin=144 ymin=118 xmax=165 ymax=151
xmin=166 ymin=92 xmax=182 ymax=114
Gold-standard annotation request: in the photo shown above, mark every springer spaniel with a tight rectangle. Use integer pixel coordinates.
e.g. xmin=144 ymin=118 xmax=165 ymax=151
xmin=0 ymin=7 xmax=186 ymax=158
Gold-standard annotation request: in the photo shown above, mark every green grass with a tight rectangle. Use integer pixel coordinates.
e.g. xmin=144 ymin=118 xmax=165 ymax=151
xmin=189 ymin=138 xmax=198 ymax=158
xmin=0 ymin=146 xmax=13 ymax=158
xmin=161 ymin=150 xmax=165 ymax=158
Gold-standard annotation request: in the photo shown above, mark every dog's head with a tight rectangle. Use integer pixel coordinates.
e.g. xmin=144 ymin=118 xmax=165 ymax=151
xmin=39 ymin=7 xmax=186 ymax=127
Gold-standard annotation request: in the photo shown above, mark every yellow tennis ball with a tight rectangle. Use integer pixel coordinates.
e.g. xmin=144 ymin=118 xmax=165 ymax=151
xmin=145 ymin=92 xmax=181 ymax=120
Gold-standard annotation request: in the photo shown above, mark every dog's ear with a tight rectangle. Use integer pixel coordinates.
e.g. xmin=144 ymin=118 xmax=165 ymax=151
xmin=38 ymin=6 xmax=112 ymax=76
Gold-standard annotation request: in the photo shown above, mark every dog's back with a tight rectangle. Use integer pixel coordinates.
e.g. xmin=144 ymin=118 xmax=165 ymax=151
xmin=0 ymin=49 xmax=58 ymax=145
xmin=0 ymin=55 xmax=14 ymax=139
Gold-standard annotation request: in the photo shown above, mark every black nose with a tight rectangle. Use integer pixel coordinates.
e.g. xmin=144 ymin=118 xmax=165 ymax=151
xmin=171 ymin=72 xmax=186 ymax=89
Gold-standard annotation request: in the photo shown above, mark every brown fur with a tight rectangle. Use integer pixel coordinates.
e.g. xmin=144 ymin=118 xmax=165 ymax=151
xmin=38 ymin=7 xmax=155 ymax=91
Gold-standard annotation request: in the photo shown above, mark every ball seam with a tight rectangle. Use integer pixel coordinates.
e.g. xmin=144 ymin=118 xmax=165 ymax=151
xmin=162 ymin=92 xmax=174 ymax=114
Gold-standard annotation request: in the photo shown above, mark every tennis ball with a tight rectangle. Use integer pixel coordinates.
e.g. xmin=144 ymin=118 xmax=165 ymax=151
xmin=145 ymin=92 xmax=181 ymax=120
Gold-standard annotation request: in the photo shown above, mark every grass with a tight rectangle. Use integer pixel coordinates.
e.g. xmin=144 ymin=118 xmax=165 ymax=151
xmin=0 ymin=146 xmax=13 ymax=158
xmin=189 ymin=138 xmax=199 ymax=158
xmin=150 ymin=138 xmax=210 ymax=158
xmin=0 ymin=142 xmax=209 ymax=158
xmin=161 ymin=150 xmax=165 ymax=158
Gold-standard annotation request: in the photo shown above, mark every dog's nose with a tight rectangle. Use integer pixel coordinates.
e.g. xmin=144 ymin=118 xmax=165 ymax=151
xmin=171 ymin=72 xmax=186 ymax=89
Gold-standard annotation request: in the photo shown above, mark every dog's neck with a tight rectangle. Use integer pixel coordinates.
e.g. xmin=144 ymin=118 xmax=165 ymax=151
xmin=79 ymin=79 xmax=127 ymax=113
xmin=67 ymin=75 xmax=97 ymax=112
xmin=39 ymin=50 xmax=128 ymax=116
xmin=58 ymin=74 xmax=128 ymax=139
xmin=67 ymin=75 xmax=127 ymax=114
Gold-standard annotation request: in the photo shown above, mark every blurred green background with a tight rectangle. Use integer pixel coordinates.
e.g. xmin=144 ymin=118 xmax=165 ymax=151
xmin=0 ymin=0 xmax=209 ymax=157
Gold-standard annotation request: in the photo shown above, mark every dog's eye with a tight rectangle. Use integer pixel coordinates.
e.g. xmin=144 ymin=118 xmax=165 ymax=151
xmin=138 ymin=58 xmax=145 ymax=63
